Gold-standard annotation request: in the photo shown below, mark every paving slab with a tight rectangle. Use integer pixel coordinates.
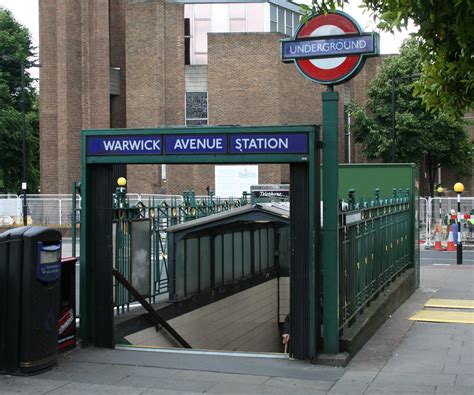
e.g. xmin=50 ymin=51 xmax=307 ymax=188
xmin=372 ymin=372 xmax=456 ymax=387
xmin=171 ymin=370 xmax=270 ymax=385
xmin=65 ymin=347 xmax=344 ymax=382
xmin=327 ymin=370 xmax=377 ymax=394
xmin=140 ymin=390 xmax=200 ymax=395
xmin=435 ymin=386 xmax=474 ymax=395
xmin=264 ymin=376 xmax=334 ymax=391
xmin=47 ymin=382 xmax=145 ymax=394
xmin=0 ymin=376 xmax=70 ymax=394
xmin=365 ymin=382 xmax=437 ymax=394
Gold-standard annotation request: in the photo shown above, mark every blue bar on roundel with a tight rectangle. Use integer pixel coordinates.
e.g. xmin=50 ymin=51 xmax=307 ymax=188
xmin=282 ymin=34 xmax=375 ymax=61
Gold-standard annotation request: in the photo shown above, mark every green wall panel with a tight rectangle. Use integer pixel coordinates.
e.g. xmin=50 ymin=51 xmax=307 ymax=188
xmin=186 ymin=239 xmax=199 ymax=294
xmin=214 ymin=235 xmax=223 ymax=284
xmin=339 ymin=164 xmax=416 ymax=199
xmin=200 ymin=237 xmax=211 ymax=290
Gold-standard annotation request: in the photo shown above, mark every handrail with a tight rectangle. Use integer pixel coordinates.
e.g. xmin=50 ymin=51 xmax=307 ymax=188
xmin=112 ymin=268 xmax=192 ymax=349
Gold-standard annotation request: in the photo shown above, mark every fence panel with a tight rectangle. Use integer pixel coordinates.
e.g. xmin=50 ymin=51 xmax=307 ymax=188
xmin=0 ymin=194 xmax=21 ymax=219
xmin=419 ymin=197 xmax=429 ymax=243
xmin=425 ymin=197 xmax=474 ymax=245
xmin=0 ymin=195 xmax=81 ymax=226
xmin=339 ymin=190 xmax=411 ymax=330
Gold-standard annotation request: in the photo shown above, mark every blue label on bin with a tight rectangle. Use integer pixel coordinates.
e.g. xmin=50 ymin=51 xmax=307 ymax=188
xmin=37 ymin=242 xmax=62 ymax=282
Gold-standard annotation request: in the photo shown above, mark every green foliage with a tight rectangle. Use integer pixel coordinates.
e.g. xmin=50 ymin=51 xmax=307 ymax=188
xmin=0 ymin=7 xmax=39 ymax=193
xmin=348 ymin=39 xmax=472 ymax=195
xmin=305 ymin=1 xmax=474 ymax=116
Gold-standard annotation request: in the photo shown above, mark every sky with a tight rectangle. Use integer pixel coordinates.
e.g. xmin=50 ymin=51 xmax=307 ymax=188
xmin=0 ymin=0 xmax=415 ymax=76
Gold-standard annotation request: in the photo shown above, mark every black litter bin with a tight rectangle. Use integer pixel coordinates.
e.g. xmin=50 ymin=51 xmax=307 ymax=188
xmin=0 ymin=226 xmax=61 ymax=376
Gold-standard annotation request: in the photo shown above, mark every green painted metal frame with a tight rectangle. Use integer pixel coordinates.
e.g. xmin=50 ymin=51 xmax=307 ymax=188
xmin=80 ymin=125 xmax=320 ymax=358
xmin=322 ymin=89 xmax=339 ymax=353
xmin=338 ymin=189 xmax=412 ymax=329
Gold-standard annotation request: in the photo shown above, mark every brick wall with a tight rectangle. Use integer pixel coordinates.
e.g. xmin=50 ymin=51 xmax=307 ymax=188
xmin=110 ymin=0 xmax=127 ymax=129
xmin=39 ymin=0 xmax=58 ymax=193
xmin=125 ymin=1 xmax=185 ymax=193
xmin=125 ymin=279 xmax=282 ymax=352
xmin=39 ymin=0 xmax=110 ymax=193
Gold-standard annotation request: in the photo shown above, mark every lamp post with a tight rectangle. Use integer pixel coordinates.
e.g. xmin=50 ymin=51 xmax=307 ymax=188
xmin=436 ymin=186 xmax=444 ymax=225
xmin=454 ymin=182 xmax=464 ymax=265
xmin=390 ymin=74 xmax=420 ymax=162
xmin=1 ymin=55 xmax=40 ymax=225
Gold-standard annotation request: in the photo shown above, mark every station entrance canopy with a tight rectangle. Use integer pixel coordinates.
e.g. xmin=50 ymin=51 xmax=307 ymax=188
xmin=80 ymin=125 xmax=321 ymax=361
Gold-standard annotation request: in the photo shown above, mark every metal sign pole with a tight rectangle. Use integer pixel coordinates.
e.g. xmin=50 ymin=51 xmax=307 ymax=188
xmin=322 ymin=85 xmax=339 ymax=353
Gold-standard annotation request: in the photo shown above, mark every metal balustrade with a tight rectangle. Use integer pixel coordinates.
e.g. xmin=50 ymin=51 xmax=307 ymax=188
xmin=338 ymin=189 xmax=412 ymax=329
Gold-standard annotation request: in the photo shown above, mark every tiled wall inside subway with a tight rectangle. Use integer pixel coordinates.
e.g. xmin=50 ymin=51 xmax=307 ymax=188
xmin=125 ymin=278 xmax=284 ymax=353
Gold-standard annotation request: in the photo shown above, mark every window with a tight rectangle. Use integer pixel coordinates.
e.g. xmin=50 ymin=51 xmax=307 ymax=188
xmin=285 ymin=10 xmax=293 ymax=36
xmin=270 ymin=4 xmax=277 ymax=32
xmin=247 ymin=4 xmax=264 ymax=31
xmin=229 ymin=4 xmax=246 ymax=32
xmin=186 ymin=92 xmax=208 ymax=126
xmin=184 ymin=18 xmax=190 ymax=65
xmin=278 ymin=8 xmax=285 ymax=33
xmin=293 ymin=13 xmax=300 ymax=32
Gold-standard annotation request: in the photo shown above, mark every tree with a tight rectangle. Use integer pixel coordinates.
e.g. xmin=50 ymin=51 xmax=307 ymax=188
xmin=301 ymin=1 xmax=474 ymax=117
xmin=0 ymin=7 xmax=39 ymax=193
xmin=348 ymin=38 xmax=472 ymax=196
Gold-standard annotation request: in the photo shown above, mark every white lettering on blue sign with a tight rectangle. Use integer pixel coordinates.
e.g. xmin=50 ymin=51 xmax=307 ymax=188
xmin=102 ymin=139 xmax=160 ymax=151
xmin=87 ymin=136 xmax=162 ymax=155
xmin=165 ymin=135 xmax=227 ymax=154
xmin=173 ymin=137 xmax=224 ymax=151
xmin=281 ymin=34 xmax=376 ymax=62
xmin=234 ymin=137 xmax=289 ymax=152
xmin=230 ymin=133 xmax=307 ymax=154
xmin=87 ymin=133 xmax=308 ymax=156
xmin=288 ymin=39 xmax=367 ymax=55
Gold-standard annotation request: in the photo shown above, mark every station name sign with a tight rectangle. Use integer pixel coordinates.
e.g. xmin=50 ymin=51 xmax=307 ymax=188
xmin=281 ymin=33 xmax=377 ymax=62
xmin=87 ymin=133 xmax=308 ymax=156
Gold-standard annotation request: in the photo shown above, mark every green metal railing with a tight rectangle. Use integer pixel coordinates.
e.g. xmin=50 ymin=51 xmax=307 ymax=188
xmin=112 ymin=188 xmax=250 ymax=313
xmin=338 ymin=188 xmax=411 ymax=330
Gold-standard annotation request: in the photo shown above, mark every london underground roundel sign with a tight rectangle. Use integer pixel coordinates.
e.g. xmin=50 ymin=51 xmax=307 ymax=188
xmin=281 ymin=11 xmax=379 ymax=85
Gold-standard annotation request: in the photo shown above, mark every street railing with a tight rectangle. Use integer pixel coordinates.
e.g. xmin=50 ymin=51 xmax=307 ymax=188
xmin=339 ymin=189 xmax=412 ymax=329
xmin=424 ymin=196 xmax=474 ymax=245
xmin=0 ymin=194 xmax=81 ymax=225
xmin=2 ymin=193 xmax=470 ymax=247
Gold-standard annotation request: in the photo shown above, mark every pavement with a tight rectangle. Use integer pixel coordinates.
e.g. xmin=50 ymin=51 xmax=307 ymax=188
xmin=1 ymin=261 xmax=473 ymax=394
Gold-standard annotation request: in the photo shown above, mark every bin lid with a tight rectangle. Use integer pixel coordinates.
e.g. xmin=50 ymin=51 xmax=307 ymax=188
xmin=23 ymin=226 xmax=62 ymax=242
xmin=0 ymin=226 xmax=33 ymax=242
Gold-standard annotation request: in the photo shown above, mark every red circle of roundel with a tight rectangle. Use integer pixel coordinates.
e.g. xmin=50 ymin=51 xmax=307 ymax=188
xmin=296 ymin=13 xmax=361 ymax=83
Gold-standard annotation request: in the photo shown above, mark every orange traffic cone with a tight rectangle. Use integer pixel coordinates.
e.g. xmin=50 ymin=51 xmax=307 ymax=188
xmin=446 ymin=226 xmax=456 ymax=251
xmin=433 ymin=228 xmax=443 ymax=251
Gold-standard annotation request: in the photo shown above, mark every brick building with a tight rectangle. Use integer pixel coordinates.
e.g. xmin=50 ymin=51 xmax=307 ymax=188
xmin=39 ymin=0 xmax=469 ymax=196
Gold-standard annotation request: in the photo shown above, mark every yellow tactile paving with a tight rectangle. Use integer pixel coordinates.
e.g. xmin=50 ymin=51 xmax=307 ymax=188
xmin=409 ymin=309 xmax=474 ymax=324
xmin=424 ymin=298 xmax=474 ymax=309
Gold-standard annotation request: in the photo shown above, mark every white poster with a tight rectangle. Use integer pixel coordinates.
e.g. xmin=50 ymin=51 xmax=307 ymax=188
xmin=215 ymin=165 xmax=259 ymax=198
